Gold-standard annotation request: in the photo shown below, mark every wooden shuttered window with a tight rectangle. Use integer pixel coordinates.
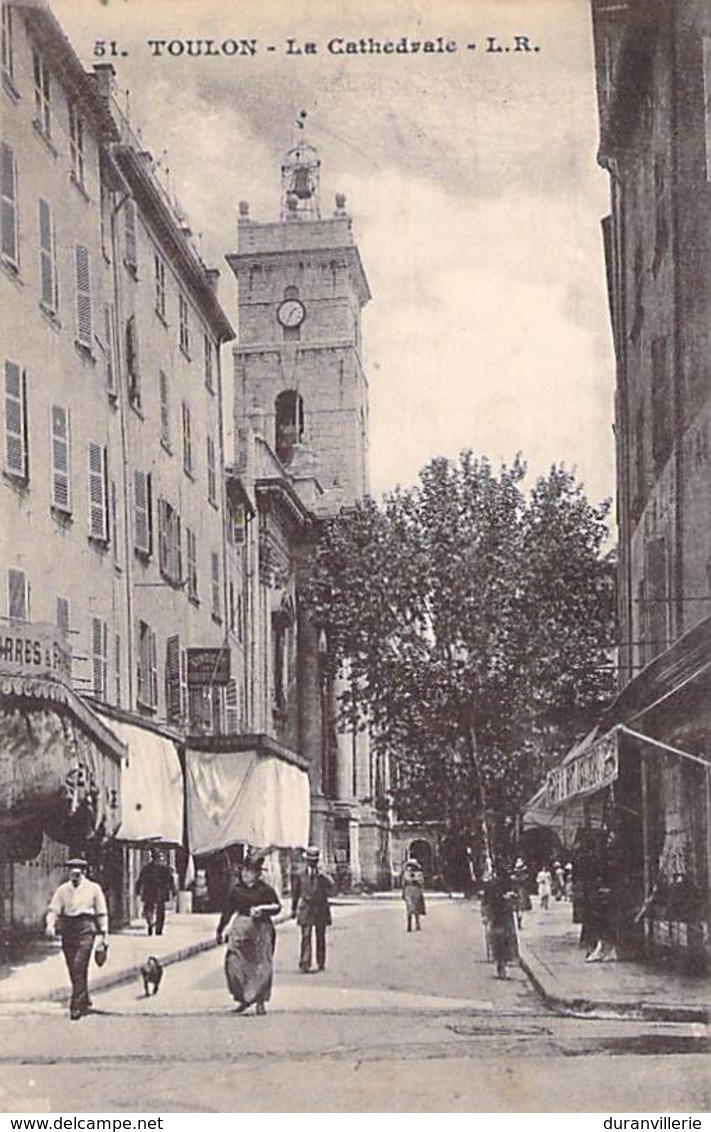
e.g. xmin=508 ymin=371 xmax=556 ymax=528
xmin=165 ymin=634 xmax=187 ymax=724
xmin=91 ymin=616 xmax=108 ymax=699
xmin=51 ymin=404 xmax=70 ymax=512
xmin=124 ymin=201 xmax=137 ymax=271
xmin=182 ymin=401 xmax=193 ymax=475
xmin=211 ymin=551 xmax=221 ymax=621
xmin=56 ymin=596 xmax=70 ymax=638
xmin=137 ymin=619 xmax=158 ymax=710
xmin=4 ymin=360 xmax=28 ymax=480
xmin=69 ymin=103 xmax=85 ymax=186
xmin=204 ymin=334 xmax=214 ymax=391
xmin=33 ymin=50 xmax=51 ymax=136
xmin=134 ymin=470 xmax=152 ymax=556
xmin=225 ymin=678 xmax=239 ymax=734
xmin=39 ymin=199 xmax=57 ymax=313
xmin=207 ymin=435 xmax=217 ymax=504
xmin=104 ymin=304 xmax=116 ymax=398
xmin=159 ymin=370 xmax=170 ymax=447
xmin=158 ymin=498 xmax=182 ymax=584
xmin=114 ymin=633 xmax=122 ymax=707
xmin=186 ymin=526 xmax=198 ymax=601
xmin=75 ymin=244 xmax=92 ymax=349
xmin=179 ymin=293 xmax=189 ymax=355
xmin=8 ymin=567 xmax=29 ymax=620
xmin=88 ymin=442 xmax=108 ymax=541
xmin=126 ymin=314 xmax=140 ymax=405
xmin=1 ymin=141 xmax=18 ymax=267
xmin=155 ymin=254 xmax=166 ymax=319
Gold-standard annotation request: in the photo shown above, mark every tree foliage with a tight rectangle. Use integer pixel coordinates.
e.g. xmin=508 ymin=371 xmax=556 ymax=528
xmin=303 ymin=453 xmax=615 ymax=853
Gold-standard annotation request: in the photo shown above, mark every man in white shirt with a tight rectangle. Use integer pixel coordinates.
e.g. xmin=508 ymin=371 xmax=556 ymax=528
xmin=46 ymin=858 xmax=109 ymax=1020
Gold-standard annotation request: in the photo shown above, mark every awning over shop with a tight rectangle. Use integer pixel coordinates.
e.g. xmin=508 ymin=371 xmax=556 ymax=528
xmin=99 ymin=716 xmax=183 ymax=844
xmin=186 ymin=746 xmax=310 ymax=856
xmin=521 ymin=726 xmax=619 ymax=839
xmin=0 ymin=689 xmax=124 ymax=853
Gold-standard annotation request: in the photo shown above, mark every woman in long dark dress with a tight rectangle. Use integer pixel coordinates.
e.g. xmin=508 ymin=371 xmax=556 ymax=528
xmin=215 ymin=855 xmax=281 ymax=1015
xmin=480 ymin=869 xmax=519 ymax=979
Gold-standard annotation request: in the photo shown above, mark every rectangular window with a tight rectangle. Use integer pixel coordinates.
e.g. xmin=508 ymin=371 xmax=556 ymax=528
xmin=103 ymin=304 xmax=116 ymax=398
xmin=124 ymin=200 xmax=137 ymax=272
xmin=704 ymin=39 xmax=711 ymax=181
xmin=158 ymin=498 xmax=182 ymax=584
xmin=38 ymin=199 xmax=58 ymax=314
xmin=56 ymin=596 xmax=70 ymax=638
xmin=155 ymin=254 xmax=166 ymax=319
xmin=4 ymin=360 xmax=28 ymax=480
xmin=88 ymin=442 xmax=108 ymax=541
xmin=75 ymin=244 xmax=92 ymax=349
xmin=225 ymin=678 xmax=239 ymax=734
xmin=33 ymin=50 xmax=51 ymax=136
xmin=69 ymin=103 xmax=85 ymax=187
xmin=165 ymin=634 xmax=185 ymax=724
xmin=1 ymin=142 xmax=18 ymax=268
xmin=1 ymin=3 xmax=14 ymax=81
xmin=126 ymin=314 xmax=140 ymax=405
xmin=182 ymin=401 xmax=193 ymax=475
xmin=51 ymin=404 xmax=71 ymax=512
xmin=179 ymin=293 xmax=190 ymax=355
xmin=137 ymin=619 xmax=158 ymax=710
xmin=211 ymin=551 xmax=221 ymax=621
xmin=207 ymin=435 xmax=217 ymax=505
xmin=134 ymin=470 xmax=152 ymax=556
xmin=114 ymin=633 xmax=122 ymax=706
xmin=186 ymin=527 xmax=198 ymax=602
xmin=91 ymin=617 xmax=108 ymax=699
xmin=8 ymin=568 xmax=28 ymax=620
xmin=110 ymin=479 xmax=120 ymax=567
xmin=232 ymin=506 xmax=245 ymax=545
xmin=204 ymin=334 xmax=214 ymax=391
xmin=159 ymin=370 xmax=170 ymax=448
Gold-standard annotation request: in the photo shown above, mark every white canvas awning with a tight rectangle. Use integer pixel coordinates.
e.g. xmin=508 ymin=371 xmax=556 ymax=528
xmin=100 ymin=716 xmax=184 ymax=843
xmin=186 ymin=748 xmax=310 ymax=856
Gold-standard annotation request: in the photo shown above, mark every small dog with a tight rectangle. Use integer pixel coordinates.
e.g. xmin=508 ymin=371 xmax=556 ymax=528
xmin=140 ymin=956 xmax=163 ymax=997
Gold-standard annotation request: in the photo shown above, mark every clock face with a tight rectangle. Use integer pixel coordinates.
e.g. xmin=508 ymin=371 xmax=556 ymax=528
xmin=277 ymin=298 xmax=306 ymax=328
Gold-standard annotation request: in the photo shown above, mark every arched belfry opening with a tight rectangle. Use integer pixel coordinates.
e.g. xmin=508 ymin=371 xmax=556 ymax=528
xmin=275 ymin=390 xmax=304 ymax=465
xmin=281 ymin=143 xmax=321 ymax=221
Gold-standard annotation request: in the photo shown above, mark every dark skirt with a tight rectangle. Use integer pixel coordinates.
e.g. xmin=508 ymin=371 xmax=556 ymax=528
xmin=225 ymin=915 xmax=276 ymax=1005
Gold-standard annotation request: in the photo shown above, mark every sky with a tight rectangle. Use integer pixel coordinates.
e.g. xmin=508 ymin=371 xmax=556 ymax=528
xmin=54 ymin=0 xmax=616 ymax=510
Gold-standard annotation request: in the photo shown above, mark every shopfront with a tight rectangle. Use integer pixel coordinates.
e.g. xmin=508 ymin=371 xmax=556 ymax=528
xmin=0 ymin=623 xmax=125 ymax=948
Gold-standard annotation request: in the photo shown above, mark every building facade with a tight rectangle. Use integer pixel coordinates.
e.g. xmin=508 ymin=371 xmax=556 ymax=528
xmin=583 ymin=0 xmax=711 ymax=968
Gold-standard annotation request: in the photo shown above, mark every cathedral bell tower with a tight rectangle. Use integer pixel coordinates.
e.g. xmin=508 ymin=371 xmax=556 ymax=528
xmin=226 ymin=143 xmax=371 ymax=507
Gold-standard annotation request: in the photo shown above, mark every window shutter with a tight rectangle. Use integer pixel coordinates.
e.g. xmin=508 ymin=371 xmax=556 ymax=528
xmin=1 ymin=142 xmax=17 ymax=265
xmin=158 ymin=498 xmax=168 ymax=574
xmin=225 ymin=678 xmax=239 ymax=734
xmin=88 ymin=442 xmax=108 ymax=540
xmin=159 ymin=370 xmax=170 ymax=445
xmin=149 ymin=627 xmax=158 ymax=708
xmin=5 ymin=360 xmax=27 ymax=478
xmin=51 ymin=404 xmax=70 ymax=511
xmin=38 ymin=198 xmax=56 ymax=310
xmin=182 ymin=402 xmax=192 ymax=473
xmin=110 ymin=479 xmax=120 ymax=563
xmin=126 ymin=314 xmax=140 ymax=403
xmin=56 ymin=596 xmax=70 ymax=637
xmin=134 ymin=470 xmax=152 ymax=555
xmin=114 ymin=633 xmax=122 ymax=706
xmin=92 ymin=617 xmax=107 ymax=698
xmin=8 ymin=568 xmax=27 ymax=620
xmin=75 ymin=244 xmax=92 ymax=348
xmin=207 ymin=436 xmax=216 ymax=503
xmin=125 ymin=201 xmax=137 ymax=270
xmin=211 ymin=551 xmax=220 ymax=619
xmin=165 ymin=634 xmax=182 ymax=722
xmin=104 ymin=305 xmax=115 ymax=396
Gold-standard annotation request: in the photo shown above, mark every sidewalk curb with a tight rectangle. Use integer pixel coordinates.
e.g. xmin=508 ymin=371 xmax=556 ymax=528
xmin=518 ymin=945 xmax=711 ymax=1024
xmin=21 ymin=913 xmax=299 ymax=1006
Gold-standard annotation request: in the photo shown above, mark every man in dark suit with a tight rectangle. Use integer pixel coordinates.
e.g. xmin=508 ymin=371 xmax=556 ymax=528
xmin=291 ymin=846 xmax=334 ymax=973
xmin=136 ymin=849 xmax=176 ymax=936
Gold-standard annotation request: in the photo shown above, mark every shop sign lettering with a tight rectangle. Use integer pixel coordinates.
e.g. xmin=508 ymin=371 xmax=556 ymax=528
xmin=0 ymin=622 xmax=71 ymax=683
xmin=546 ymin=729 xmax=619 ymax=806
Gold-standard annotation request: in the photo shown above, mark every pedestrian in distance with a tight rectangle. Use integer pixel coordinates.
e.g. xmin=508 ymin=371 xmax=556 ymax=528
xmin=216 ymin=852 xmax=282 ymax=1015
xmin=136 ymin=848 xmax=176 ymax=936
xmin=553 ymin=860 xmax=566 ymax=901
xmin=45 ymin=857 xmax=109 ymax=1021
xmin=480 ymin=867 xmax=519 ymax=979
xmin=401 ymin=857 xmax=426 ymax=932
xmin=291 ymin=846 xmax=334 ymax=973
xmin=536 ymin=865 xmax=553 ymax=910
xmin=511 ymin=856 xmax=532 ymax=929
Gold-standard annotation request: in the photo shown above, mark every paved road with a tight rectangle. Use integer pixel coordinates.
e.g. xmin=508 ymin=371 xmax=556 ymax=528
xmin=0 ymin=899 xmax=708 ymax=1112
